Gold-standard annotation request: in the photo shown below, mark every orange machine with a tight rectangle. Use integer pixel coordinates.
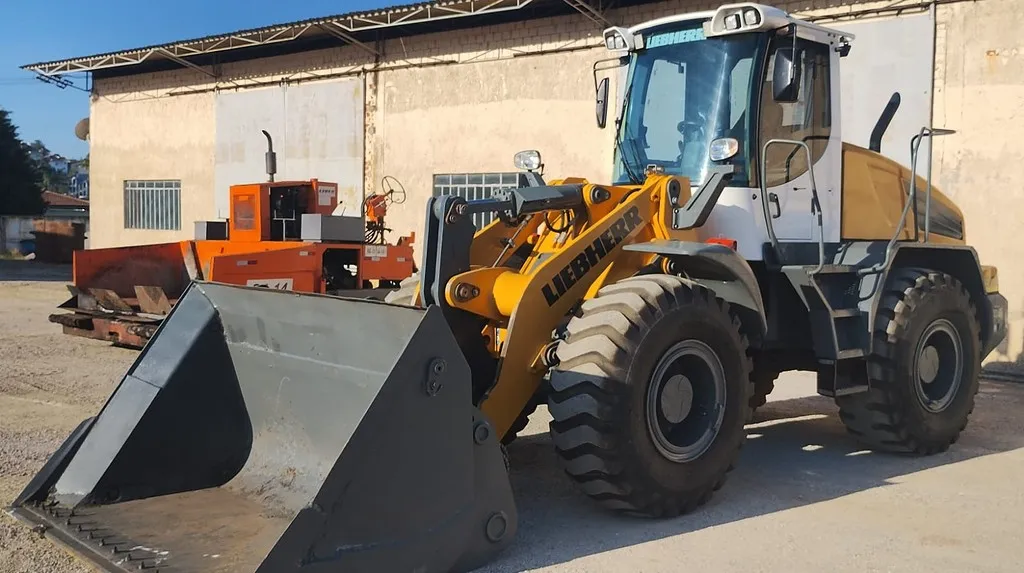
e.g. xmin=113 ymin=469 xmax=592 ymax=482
xmin=50 ymin=132 xmax=415 ymax=349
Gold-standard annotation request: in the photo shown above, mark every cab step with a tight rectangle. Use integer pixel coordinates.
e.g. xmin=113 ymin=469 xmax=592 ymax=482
xmin=781 ymin=262 xmax=872 ymax=398
xmin=837 ymin=348 xmax=865 ymax=360
xmin=817 ymin=358 xmax=870 ymax=398
xmin=831 ymin=308 xmax=861 ymax=318
xmin=813 ymin=264 xmax=860 ymax=275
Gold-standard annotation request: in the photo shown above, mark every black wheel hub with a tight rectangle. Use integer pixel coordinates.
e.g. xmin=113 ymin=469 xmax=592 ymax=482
xmin=913 ymin=318 xmax=964 ymax=413
xmin=645 ymin=340 xmax=727 ymax=463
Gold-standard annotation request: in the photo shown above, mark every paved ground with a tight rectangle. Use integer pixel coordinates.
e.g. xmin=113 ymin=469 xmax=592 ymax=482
xmin=1 ymin=259 xmax=1022 ymax=573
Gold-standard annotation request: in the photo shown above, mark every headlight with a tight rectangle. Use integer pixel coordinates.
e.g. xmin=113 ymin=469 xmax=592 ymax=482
xmin=709 ymin=138 xmax=739 ymax=162
xmin=514 ymin=150 xmax=542 ymax=171
xmin=603 ymin=27 xmax=632 ymax=51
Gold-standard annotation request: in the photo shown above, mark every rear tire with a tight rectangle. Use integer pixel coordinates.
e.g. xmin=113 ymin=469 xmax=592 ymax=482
xmin=547 ymin=275 xmax=753 ymax=517
xmin=837 ymin=269 xmax=981 ymax=455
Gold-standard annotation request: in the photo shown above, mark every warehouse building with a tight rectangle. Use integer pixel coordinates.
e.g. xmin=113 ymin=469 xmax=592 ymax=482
xmin=23 ymin=0 xmax=1024 ymax=373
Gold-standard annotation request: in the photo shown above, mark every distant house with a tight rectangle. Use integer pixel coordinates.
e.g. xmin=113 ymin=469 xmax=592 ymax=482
xmin=69 ymin=172 xmax=89 ymax=199
xmin=49 ymin=156 xmax=69 ymax=173
xmin=1 ymin=192 xmax=90 ymax=260
xmin=42 ymin=191 xmax=89 ymax=219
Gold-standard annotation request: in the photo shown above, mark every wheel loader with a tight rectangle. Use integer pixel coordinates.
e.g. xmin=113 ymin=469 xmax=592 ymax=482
xmin=8 ymin=3 xmax=1008 ymax=572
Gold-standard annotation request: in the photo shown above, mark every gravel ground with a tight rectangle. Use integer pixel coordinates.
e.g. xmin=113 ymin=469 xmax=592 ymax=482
xmin=0 ymin=261 xmax=137 ymax=573
xmin=1 ymin=258 xmax=1023 ymax=573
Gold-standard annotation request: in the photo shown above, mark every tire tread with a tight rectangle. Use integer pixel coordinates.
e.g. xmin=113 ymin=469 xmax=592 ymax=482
xmin=547 ymin=274 xmax=754 ymax=516
xmin=836 ymin=269 xmax=980 ymax=455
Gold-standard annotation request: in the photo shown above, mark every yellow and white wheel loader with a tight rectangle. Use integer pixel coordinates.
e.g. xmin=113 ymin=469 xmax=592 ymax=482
xmin=8 ymin=3 xmax=1008 ymax=572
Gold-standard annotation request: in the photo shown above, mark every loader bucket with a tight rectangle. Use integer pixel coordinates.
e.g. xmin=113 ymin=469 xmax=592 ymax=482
xmin=9 ymin=281 xmax=517 ymax=573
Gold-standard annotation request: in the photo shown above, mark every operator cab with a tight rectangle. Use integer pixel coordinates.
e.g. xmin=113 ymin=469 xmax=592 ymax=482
xmin=599 ymin=3 xmax=852 ymax=263
xmin=226 ymin=179 xmax=340 ymax=243
xmin=268 ymin=184 xmax=311 ymax=241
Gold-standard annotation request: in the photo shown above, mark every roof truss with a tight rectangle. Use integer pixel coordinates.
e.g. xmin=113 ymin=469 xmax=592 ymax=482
xmin=24 ymin=0 xmax=535 ymax=76
xmin=562 ymin=0 xmax=612 ymax=25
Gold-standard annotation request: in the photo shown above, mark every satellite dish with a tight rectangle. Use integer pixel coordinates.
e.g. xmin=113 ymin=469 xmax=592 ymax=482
xmin=74 ymin=117 xmax=90 ymax=141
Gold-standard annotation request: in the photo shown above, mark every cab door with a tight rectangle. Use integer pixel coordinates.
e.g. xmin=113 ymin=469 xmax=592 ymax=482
xmin=757 ymin=36 xmax=840 ymax=243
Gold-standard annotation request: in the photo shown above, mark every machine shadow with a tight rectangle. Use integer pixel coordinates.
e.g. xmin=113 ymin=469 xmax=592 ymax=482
xmin=487 ymin=382 xmax=1024 ymax=572
xmin=0 ymin=260 xmax=72 ymax=282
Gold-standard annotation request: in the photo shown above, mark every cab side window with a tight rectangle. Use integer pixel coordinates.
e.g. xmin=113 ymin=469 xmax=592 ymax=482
xmin=758 ymin=37 xmax=832 ymax=187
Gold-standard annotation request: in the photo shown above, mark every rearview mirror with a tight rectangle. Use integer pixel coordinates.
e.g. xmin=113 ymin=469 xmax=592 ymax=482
xmin=772 ymin=47 xmax=802 ymax=103
xmin=596 ymin=77 xmax=610 ymax=129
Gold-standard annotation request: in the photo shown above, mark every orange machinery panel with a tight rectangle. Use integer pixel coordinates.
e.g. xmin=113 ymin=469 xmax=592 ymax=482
xmin=73 ymin=242 xmax=192 ymax=300
xmin=360 ymin=242 xmax=416 ymax=282
xmin=205 ymin=243 xmax=363 ymax=293
xmin=229 ymin=180 xmax=338 ymax=242
xmin=188 ymin=239 xmax=307 ymax=280
xmin=69 ymin=239 xmax=318 ymax=301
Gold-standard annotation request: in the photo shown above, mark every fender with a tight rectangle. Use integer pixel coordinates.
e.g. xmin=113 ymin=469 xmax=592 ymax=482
xmin=885 ymin=244 xmax=1005 ymax=358
xmin=624 ymin=239 xmax=768 ymax=346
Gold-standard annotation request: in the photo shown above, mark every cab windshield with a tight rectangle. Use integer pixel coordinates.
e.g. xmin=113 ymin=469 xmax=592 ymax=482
xmin=614 ymin=22 xmax=765 ymax=187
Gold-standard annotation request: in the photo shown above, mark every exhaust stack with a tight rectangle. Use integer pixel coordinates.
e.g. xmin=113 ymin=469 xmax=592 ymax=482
xmin=262 ymin=129 xmax=277 ymax=183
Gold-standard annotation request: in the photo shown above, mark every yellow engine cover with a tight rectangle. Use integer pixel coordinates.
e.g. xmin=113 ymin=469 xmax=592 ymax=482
xmin=841 ymin=143 xmax=965 ymax=245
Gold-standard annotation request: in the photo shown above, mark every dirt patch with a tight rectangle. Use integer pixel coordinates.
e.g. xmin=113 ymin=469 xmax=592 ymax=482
xmin=0 ymin=522 xmax=90 ymax=573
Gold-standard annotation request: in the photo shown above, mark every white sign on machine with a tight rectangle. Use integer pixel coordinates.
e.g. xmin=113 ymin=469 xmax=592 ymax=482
xmin=364 ymin=245 xmax=388 ymax=260
xmin=246 ymin=278 xmax=295 ymax=290
xmin=318 ymin=184 xmax=337 ymax=207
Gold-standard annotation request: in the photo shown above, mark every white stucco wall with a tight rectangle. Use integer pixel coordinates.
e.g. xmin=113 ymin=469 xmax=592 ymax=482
xmin=86 ymin=0 xmax=1024 ymax=371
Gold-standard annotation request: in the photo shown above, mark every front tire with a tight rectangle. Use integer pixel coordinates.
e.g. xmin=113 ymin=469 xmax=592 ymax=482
xmin=547 ymin=275 xmax=753 ymax=517
xmin=837 ymin=269 xmax=981 ymax=454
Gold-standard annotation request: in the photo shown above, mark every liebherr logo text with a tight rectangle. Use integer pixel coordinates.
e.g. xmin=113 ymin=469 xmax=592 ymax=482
xmin=541 ymin=206 xmax=643 ymax=306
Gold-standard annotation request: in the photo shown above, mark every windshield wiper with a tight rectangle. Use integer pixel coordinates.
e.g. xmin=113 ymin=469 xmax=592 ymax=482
xmin=626 ymin=137 xmax=645 ymax=179
xmin=615 ymin=138 xmax=642 ymax=185
xmin=614 ymin=83 xmax=642 ymax=184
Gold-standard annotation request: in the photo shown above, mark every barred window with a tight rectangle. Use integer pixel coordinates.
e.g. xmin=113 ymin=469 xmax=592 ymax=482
xmin=123 ymin=180 xmax=181 ymax=230
xmin=432 ymin=172 xmax=527 ymax=228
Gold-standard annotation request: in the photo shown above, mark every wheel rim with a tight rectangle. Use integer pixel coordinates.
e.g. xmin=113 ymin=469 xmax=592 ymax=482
xmin=645 ymin=340 xmax=727 ymax=463
xmin=913 ymin=318 xmax=964 ymax=413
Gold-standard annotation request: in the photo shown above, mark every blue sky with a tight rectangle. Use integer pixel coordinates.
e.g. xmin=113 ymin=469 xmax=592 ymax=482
xmin=0 ymin=0 xmax=394 ymax=159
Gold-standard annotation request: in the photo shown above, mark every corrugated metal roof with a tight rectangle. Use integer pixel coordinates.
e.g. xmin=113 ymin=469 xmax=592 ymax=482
xmin=22 ymin=0 xmax=547 ymax=77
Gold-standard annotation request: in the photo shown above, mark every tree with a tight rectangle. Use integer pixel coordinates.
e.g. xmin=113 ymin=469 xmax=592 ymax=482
xmin=0 ymin=109 xmax=45 ymax=215
xmin=71 ymin=153 xmax=89 ymax=172
xmin=28 ymin=139 xmax=49 ymax=161
xmin=68 ymin=153 xmax=88 ymax=176
xmin=26 ymin=138 xmax=70 ymax=195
